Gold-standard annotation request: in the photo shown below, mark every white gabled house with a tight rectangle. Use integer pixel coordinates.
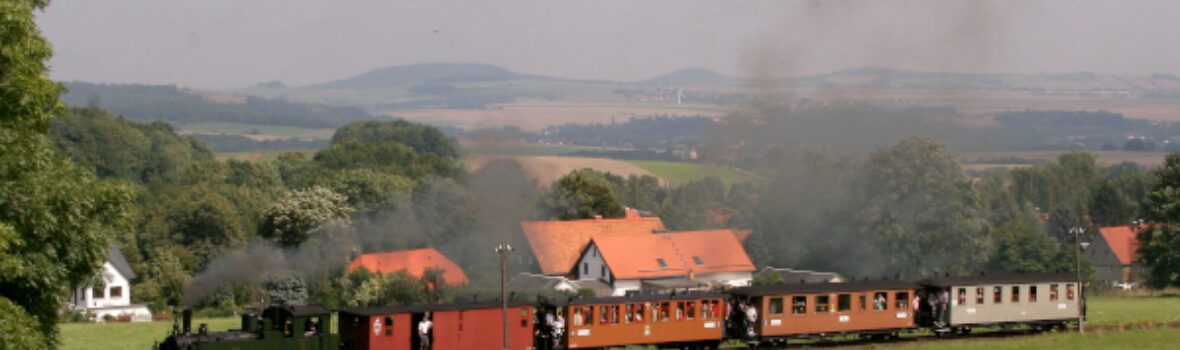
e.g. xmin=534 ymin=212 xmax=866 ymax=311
xmin=68 ymin=243 xmax=152 ymax=322
xmin=572 ymin=229 xmax=756 ymax=296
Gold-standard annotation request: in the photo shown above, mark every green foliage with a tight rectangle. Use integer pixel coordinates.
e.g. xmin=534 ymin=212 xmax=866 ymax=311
xmin=1138 ymin=153 xmax=1180 ymax=288
xmin=331 ymin=120 xmax=459 ymax=158
xmin=541 ymin=169 xmax=625 ymax=220
xmin=50 ymin=107 xmax=213 ymax=183
xmin=0 ymin=296 xmax=47 ymax=350
xmin=313 ymin=139 xmax=458 ymax=179
xmin=263 ymin=275 xmax=307 ymax=305
xmin=132 ymin=248 xmax=191 ymax=312
xmin=0 ymin=1 xmax=132 ymax=347
xmin=326 ymin=168 xmax=414 ymax=211
xmin=340 ymin=268 xmax=452 ymax=308
xmin=860 ymin=137 xmax=990 ymax=278
xmin=259 ymin=186 xmax=354 ymax=247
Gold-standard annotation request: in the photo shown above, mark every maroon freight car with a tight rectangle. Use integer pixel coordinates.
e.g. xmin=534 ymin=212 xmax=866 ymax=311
xmin=339 ymin=301 xmax=535 ymax=350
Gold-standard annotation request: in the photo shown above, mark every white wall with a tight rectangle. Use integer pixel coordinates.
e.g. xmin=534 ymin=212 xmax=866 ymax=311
xmin=700 ymin=271 xmax=753 ymax=288
xmin=611 ymin=279 xmax=642 ymax=296
xmin=74 ymin=262 xmax=132 ymax=309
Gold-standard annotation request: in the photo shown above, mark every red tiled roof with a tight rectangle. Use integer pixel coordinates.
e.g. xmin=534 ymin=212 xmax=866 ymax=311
xmin=1098 ymin=225 xmax=1142 ymax=266
xmin=590 ymin=229 xmax=755 ymax=280
xmin=348 ymin=248 xmax=470 ymax=285
xmin=521 ymin=208 xmax=664 ymax=275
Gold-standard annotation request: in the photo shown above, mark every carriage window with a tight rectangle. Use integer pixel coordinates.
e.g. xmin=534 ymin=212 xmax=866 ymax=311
xmin=792 ymin=296 xmax=806 ymax=314
xmin=838 ymin=294 xmax=852 ymax=312
xmin=859 ymin=294 xmax=866 ymax=311
xmin=958 ymin=288 xmax=967 ymax=305
xmin=873 ymin=292 xmax=887 ymax=310
xmin=676 ymin=302 xmax=685 ymax=321
xmin=625 ymin=304 xmax=634 ymax=323
xmin=610 ymin=305 xmax=620 ymax=324
xmin=712 ymin=300 xmax=722 ymax=319
xmin=660 ymin=302 xmax=670 ymax=322
xmin=816 ymin=295 xmax=831 ymax=313
xmin=1067 ymin=284 xmax=1075 ymax=301
xmin=686 ymin=301 xmax=696 ymax=319
xmin=599 ymin=306 xmax=609 ymax=324
xmin=1012 ymin=286 xmax=1021 ymax=302
xmin=1050 ymin=284 xmax=1059 ymax=301
xmin=384 ymin=317 xmax=393 ymax=326
xmin=994 ymin=286 xmax=1003 ymax=303
xmin=1030 ymin=286 xmax=1038 ymax=302
xmin=895 ymin=292 xmax=908 ymax=310
xmin=769 ymin=298 xmax=784 ymax=315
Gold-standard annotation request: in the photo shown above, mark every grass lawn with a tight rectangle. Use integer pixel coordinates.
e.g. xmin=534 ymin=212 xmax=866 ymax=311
xmin=626 ymin=160 xmax=754 ymax=186
xmin=1086 ymin=295 xmax=1180 ymax=326
xmin=59 ymin=317 xmax=238 ymax=350
xmin=892 ymin=327 xmax=1180 ymax=349
xmin=179 ymin=122 xmax=327 ymax=138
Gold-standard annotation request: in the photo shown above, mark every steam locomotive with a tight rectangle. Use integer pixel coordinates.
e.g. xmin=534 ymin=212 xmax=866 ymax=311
xmin=156 ymin=273 xmax=1083 ymax=350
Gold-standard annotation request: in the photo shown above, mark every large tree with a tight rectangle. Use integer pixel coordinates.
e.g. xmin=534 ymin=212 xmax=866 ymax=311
xmin=1138 ymin=153 xmax=1180 ymax=288
xmin=0 ymin=0 xmax=131 ymax=347
xmin=259 ymin=186 xmax=354 ymax=247
xmin=541 ymin=169 xmax=625 ymax=220
xmin=859 ymin=137 xmax=990 ymax=278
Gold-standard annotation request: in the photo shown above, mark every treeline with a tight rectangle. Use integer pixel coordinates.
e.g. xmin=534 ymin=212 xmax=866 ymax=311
xmin=49 ymin=107 xmax=488 ymax=312
xmin=191 ymin=134 xmax=330 ymax=153
xmin=547 ymin=137 xmax=1156 ymax=282
xmin=60 ymin=82 xmax=377 ymax=128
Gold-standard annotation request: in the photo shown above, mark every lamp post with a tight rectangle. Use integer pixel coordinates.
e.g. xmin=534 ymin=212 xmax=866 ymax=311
xmin=1070 ymin=227 xmax=1089 ymax=334
xmin=495 ymin=244 xmax=514 ymax=350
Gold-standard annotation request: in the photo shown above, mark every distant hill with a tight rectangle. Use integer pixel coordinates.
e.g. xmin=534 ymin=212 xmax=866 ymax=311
xmin=311 ymin=63 xmax=555 ymax=89
xmin=61 ymin=82 xmax=378 ymax=129
xmin=646 ymin=68 xmax=740 ymax=85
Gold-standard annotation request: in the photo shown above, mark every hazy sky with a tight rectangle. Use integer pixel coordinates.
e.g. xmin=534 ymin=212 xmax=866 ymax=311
xmin=36 ymin=0 xmax=1180 ymax=89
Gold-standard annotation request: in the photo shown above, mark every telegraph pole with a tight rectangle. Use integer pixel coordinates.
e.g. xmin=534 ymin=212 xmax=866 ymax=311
xmin=496 ymin=244 xmax=514 ymax=350
xmin=1070 ymin=227 xmax=1087 ymax=334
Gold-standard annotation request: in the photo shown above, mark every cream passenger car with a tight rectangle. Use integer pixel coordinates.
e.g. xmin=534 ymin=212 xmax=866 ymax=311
xmin=918 ymin=273 xmax=1082 ymax=331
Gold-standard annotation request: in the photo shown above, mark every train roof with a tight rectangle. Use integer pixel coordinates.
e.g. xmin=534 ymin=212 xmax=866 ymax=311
xmin=340 ymin=300 xmax=534 ymax=316
xmin=265 ymin=304 xmax=330 ymax=317
xmin=729 ymin=280 xmax=918 ymax=296
xmin=918 ymin=273 xmax=1078 ymax=287
xmin=554 ymin=292 xmax=728 ymax=306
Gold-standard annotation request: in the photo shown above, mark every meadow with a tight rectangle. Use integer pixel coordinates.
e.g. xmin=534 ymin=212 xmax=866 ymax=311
xmin=216 ymin=149 xmax=318 ymax=163
xmin=178 ymin=122 xmax=332 ymax=139
xmin=60 ymin=317 xmax=238 ymax=350
xmin=626 ymin=160 xmax=754 ymax=187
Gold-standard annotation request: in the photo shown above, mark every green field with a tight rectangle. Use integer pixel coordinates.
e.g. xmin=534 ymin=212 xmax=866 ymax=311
xmin=627 ymin=160 xmax=754 ymax=186
xmin=892 ymin=327 xmax=1180 ymax=349
xmin=216 ymin=149 xmax=319 ymax=162
xmin=179 ymin=122 xmax=329 ymax=138
xmin=1086 ymin=295 xmax=1180 ymax=326
xmin=60 ymin=317 xmax=238 ymax=350
xmin=463 ymin=143 xmax=597 ymax=156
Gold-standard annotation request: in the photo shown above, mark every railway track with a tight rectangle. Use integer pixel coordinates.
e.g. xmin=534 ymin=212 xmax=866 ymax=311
xmin=740 ymin=322 xmax=1180 ymax=349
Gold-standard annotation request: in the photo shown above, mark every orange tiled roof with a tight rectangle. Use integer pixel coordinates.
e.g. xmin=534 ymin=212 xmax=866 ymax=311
xmin=590 ymin=229 xmax=755 ymax=280
xmin=348 ymin=248 xmax=470 ymax=285
xmin=1098 ymin=225 xmax=1142 ymax=266
xmin=521 ymin=208 xmax=664 ymax=275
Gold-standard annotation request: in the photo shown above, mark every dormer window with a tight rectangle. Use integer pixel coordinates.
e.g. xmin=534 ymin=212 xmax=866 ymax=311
xmin=657 ymin=259 xmax=667 ymax=268
xmin=693 ymin=256 xmax=704 ymax=266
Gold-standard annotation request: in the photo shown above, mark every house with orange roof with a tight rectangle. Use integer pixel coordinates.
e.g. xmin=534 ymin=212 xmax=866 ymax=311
xmin=520 ymin=207 xmax=666 ymax=276
xmin=572 ymin=229 xmax=756 ymax=296
xmin=348 ymin=248 xmax=470 ymax=285
xmin=1084 ymin=225 xmax=1146 ymax=288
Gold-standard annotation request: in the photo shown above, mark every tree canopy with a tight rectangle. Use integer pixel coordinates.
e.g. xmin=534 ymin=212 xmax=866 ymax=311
xmin=1138 ymin=153 xmax=1180 ymax=288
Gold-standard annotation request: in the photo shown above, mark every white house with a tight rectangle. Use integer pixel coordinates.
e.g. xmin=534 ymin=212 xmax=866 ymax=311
xmin=68 ymin=243 xmax=152 ymax=322
xmin=572 ymin=229 xmax=756 ymax=296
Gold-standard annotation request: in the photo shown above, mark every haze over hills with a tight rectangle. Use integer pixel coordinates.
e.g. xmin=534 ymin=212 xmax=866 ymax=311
xmin=310 ymin=63 xmax=558 ymax=90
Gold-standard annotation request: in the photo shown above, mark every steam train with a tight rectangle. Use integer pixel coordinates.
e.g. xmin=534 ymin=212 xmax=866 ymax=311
xmin=156 ymin=273 xmax=1083 ymax=350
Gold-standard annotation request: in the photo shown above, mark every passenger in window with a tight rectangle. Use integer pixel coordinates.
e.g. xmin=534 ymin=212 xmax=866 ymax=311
xmin=874 ymin=293 xmax=886 ymax=310
xmin=744 ymin=303 xmax=757 ymax=337
xmin=625 ymin=304 xmax=633 ymax=323
xmin=635 ymin=304 xmax=644 ymax=323
xmin=957 ymin=289 xmax=966 ymax=306
xmin=600 ymin=306 xmax=608 ymax=324
xmin=1050 ymin=284 xmax=1059 ymax=301
xmin=572 ymin=307 xmax=583 ymax=326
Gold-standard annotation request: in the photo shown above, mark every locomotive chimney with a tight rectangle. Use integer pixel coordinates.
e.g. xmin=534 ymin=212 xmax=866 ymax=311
xmin=182 ymin=308 xmax=193 ymax=334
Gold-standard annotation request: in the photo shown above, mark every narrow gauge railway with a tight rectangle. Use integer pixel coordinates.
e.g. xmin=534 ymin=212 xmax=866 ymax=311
xmin=155 ymin=273 xmax=1084 ymax=350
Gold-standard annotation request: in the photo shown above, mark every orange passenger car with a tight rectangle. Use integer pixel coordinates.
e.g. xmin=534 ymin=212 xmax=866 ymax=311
xmin=730 ymin=280 xmax=918 ymax=343
xmin=557 ymin=293 xmax=727 ymax=349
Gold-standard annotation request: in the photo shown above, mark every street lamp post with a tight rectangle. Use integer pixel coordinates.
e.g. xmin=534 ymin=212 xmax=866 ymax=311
xmin=495 ymin=244 xmax=514 ymax=350
xmin=1070 ymin=227 xmax=1089 ymax=334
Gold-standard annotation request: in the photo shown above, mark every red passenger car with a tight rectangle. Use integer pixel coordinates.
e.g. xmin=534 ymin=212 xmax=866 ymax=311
xmin=730 ymin=280 xmax=918 ymax=345
xmin=550 ymin=293 xmax=727 ymax=349
xmin=339 ymin=301 xmax=535 ymax=350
